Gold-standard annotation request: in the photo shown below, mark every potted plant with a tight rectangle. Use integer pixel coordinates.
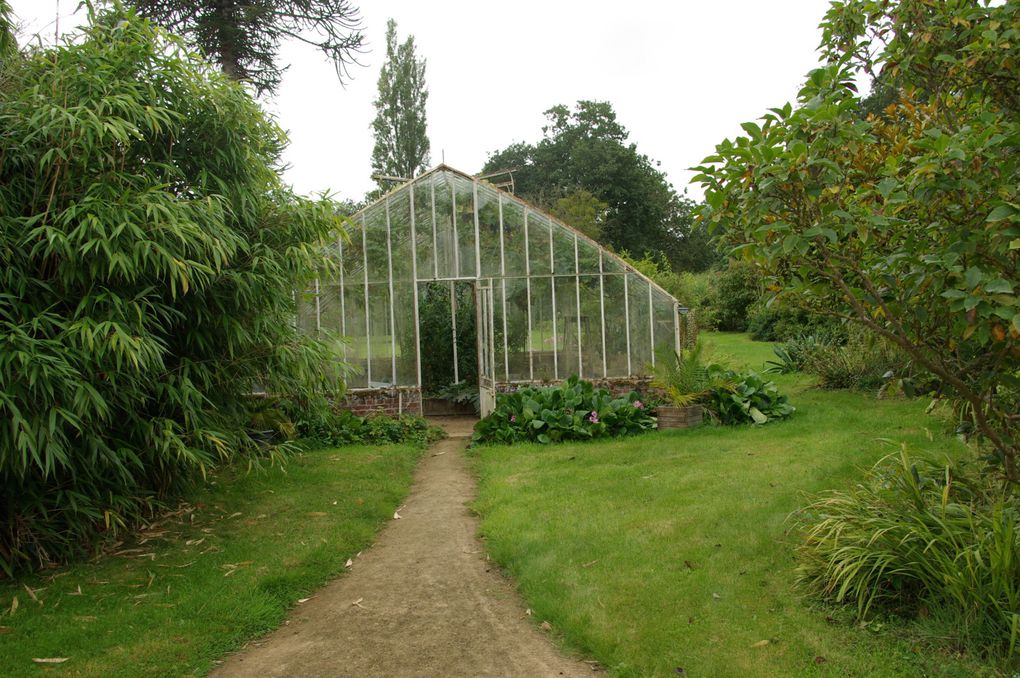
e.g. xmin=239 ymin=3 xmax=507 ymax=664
xmin=651 ymin=340 xmax=728 ymax=429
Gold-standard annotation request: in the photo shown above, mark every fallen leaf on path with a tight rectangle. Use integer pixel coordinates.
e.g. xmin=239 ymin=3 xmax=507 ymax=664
xmin=525 ymin=608 xmax=532 ymax=616
xmin=32 ymin=658 xmax=69 ymax=664
xmin=297 ymin=598 xmax=311 ymax=604
xmin=539 ymin=621 xmax=552 ymax=632
xmin=711 ymin=592 xmax=721 ymax=600
xmin=751 ymin=639 xmax=771 ymax=648
xmin=227 ymin=512 xmax=242 ymax=519
xmin=581 ymin=559 xmax=598 ymax=568
xmin=352 ymin=597 xmax=366 ymax=609
xmin=345 ymin=559 xmax=353 ymax=568
xmin=67 ymin=585 xmax=83 ymax=596
xmin=393 ymin=511 xmax=401 ymax=520
xmin=8 ymin=596 xmax=18 ymax=615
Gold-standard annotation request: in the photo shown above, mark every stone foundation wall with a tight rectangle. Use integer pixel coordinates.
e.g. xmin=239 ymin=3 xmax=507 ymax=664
xmin=343 ymin=387 xmax=422 ymax=416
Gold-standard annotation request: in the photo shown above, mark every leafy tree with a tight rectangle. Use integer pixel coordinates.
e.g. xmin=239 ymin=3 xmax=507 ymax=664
xmin=695 ymin=0 xmax=1020 ymax=479
xmin=130 ymin=0 xmax=364 ymax=95
xmin=483 ymin=101 xmax=715 ymax=272
xmin=550 ymin=190 xmax=608 ymax=241
xmin=370 ymin=18 xmax=428 ymax=185
xmin=0 ymin=6 xmax=345 ymax=573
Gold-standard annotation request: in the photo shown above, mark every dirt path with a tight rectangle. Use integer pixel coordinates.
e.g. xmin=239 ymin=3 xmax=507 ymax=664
xmin=210 ymin=417 xmax=594 ymax=678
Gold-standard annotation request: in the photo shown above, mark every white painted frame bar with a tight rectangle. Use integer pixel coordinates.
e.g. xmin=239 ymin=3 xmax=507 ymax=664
xmin=498 ymin=194 xmax=509 ymax=382
xmin=549 ymin=216 xmax=558 ymax=380
xmin=623 ymin=272 xmax=632 ymax=376
xmin=385 ymin=198 xmax=397 ymax=385
xmin=523 ymin=209 xmax=534 ymax=381
xmin=598 ymin=250 xmax=607 ymax=378
xmin=573 ymin=233 xmax=582 ymax=377
xmin=648 ymin=282 xmax=656 ymax=367
xmin=409 ymin=186 xmax=422 ymax=393
xmin=361 ymin=213 xmax=371 ymax=385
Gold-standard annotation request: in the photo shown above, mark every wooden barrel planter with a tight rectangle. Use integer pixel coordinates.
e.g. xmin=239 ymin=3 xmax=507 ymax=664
xmin=656 ymin=405 xmax=704 ymax=429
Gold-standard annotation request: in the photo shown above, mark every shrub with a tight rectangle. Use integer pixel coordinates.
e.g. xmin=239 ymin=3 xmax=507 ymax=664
xmin=0 ymin=9 xmax=344 ymax=575
xmin=764 ymin=334 xmax=828 ymax=374
xmin=711 ymin=260 xmax=761 ymax=332
xmin=794 ymin=449 xmax=1020 ymax=662
xmin=296 ymin=409 xmax=443 ymax=448
xmin=707 ymin=370 xmax=794 ymax=425
xmin=802 ymin=327 xmax=905 ymax=391
xmin=472 ymin=376 xmax=655 ymax=445
xmin=747 ymin=299 xmax=846 ymax=343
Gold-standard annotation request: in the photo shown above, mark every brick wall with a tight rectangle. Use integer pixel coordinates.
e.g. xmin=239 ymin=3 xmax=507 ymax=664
xmin=343 ymin=387 xmax=422 ymax=416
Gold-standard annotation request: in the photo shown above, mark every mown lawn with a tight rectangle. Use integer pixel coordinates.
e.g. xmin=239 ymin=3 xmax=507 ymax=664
xmin=0 ymin=443 xmax=423 ymax=677
xmin=473 ymin=333 xmax=989 ymax=677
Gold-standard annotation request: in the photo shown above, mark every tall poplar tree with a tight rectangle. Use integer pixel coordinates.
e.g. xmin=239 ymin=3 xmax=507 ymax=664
xmin=130 ymin=0 xmax=364 ymax=95
xmin=371 ymin=18 xmax=429 ymax=185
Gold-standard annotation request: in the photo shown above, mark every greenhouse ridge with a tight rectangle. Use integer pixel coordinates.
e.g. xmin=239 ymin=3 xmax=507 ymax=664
xmin=296 ymin=165 xmax=688 ymax=416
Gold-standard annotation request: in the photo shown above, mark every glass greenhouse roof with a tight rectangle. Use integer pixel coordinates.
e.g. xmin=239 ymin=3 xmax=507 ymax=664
xmin=297 ymin=165 xmax=684 ymax=398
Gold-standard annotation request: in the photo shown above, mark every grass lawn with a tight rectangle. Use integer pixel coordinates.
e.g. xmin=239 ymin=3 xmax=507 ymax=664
xmin=0 ymin=443 xmax=423 ymax=677
xmin=472 ymin=332 xmax=990 ymax=677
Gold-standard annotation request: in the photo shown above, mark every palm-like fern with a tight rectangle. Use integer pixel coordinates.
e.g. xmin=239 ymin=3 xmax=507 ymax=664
xmin=652 ymin=340 xmax=731 ymax=407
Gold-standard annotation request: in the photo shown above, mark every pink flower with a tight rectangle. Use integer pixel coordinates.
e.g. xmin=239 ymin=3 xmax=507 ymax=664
xmin=588 ymin=411 xmax=599 ymax=424
xmin=510 ymin=414 xmax=517 ymax=423
xmin=634 ymin=400 xmax=644 ymax=409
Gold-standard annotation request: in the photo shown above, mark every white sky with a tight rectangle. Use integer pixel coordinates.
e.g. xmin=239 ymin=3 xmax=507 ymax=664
xmin=10 ymin=0 xmax=842 ymax=203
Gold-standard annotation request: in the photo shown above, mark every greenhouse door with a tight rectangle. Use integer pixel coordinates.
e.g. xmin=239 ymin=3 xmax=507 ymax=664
xmin=476 ymin=281 xmax=497 ymax=417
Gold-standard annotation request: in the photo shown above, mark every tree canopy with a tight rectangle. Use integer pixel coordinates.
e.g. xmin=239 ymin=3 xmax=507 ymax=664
xmin=130 ymin=0 xmax=364 ymax=95
xmin=695 ymin=0 xmax=1020 ymax=479
xmin=483 ymin=101 xmax=718 ymax=272
xmin=371 ymin=18 xmax=429 ymax=185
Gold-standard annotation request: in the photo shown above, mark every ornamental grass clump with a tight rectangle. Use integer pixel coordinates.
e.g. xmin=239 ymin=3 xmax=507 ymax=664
xmin=471 ymin=376 xmax=655 ymax=445
xmin=0 ymin=8 xmax=346 ymax=575
xmin=794 ymin=448 xmax=1020 ymax=662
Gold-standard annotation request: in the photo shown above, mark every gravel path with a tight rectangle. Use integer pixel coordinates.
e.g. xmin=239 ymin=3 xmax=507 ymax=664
xmin=210 ymin=417 xmax=594 ymax=678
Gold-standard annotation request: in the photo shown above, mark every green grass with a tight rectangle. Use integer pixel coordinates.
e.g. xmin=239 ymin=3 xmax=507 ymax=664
xmin=0 ymin=443 xmax=423 ymax=677
xmin=473 ymin=332 xmax=991 ymax=677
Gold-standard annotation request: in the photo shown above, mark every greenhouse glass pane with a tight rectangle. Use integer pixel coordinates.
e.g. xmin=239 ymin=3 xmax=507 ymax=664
xmin=602 ymin=274 xmax=629 ymax=377
xmin=555 ymin=276 xmax=579 ymax=378
xmin=393 ymin=281 xmax=418 ymax=385
xmin=318 ymin=283 xmax=343 ymax=337
xmin=388 ymin=190 xmax=414 ymax=282
xmin=527 ymin=211 xmax=552 ymax=275
xmin=627 ymin=274 xmax=652 ymax=375
xmin=296 ymin=285 xmax=318 ymax=336
xmin=492 ymin=279 xmax=507 ymax=382
xmin=502 ymin=199 xmax=526 ymax=278
xmin=367 ymin=282 xmax=393 ymax=386
xmin=413 ymin=179 xmax=434 ymax=281
xmin=341 ymin=281 xmax=368 ymax=388
xmin=432 ymin=172 xmax=457 ymax=279
xmin=579 ymin=275 xmax=603 ymax=379
xmin=453 ymin=175 xmax=476 ymax=278
xmin=577 ymin=237 xmax=601 ymax=274
xmin=652 ymin=288 xmax=676 ymax=361
xmin=529 ymin=276 xmax=555 ymax=380
xmin=552 ymin=226 xmax=576 ymax=275
xmin=341 ymin=221 xmax=364 ymax=280
xmin=505 ymin=276 xmax=530 ymax=380
xmin=476 ymin=183 xmax=501 ymax=278
xmin=364 ymin=203 xmax=389 ymax=283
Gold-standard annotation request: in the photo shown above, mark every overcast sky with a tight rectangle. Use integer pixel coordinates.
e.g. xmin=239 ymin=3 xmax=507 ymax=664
xmin=10 ymin=0 xmax=843 ymax=203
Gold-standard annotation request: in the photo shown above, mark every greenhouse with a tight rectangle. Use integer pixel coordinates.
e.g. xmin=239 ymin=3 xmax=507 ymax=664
xmin=297 ymin=165 xmax=688 ymax=417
